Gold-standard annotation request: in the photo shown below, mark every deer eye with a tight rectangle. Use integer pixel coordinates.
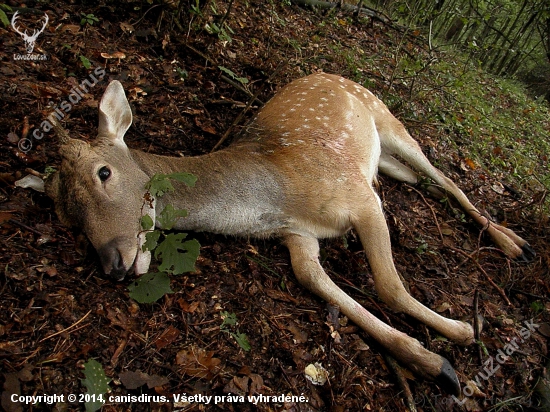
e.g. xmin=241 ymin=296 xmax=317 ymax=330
xmin=98 ymin=166 xmax=111 ymax=182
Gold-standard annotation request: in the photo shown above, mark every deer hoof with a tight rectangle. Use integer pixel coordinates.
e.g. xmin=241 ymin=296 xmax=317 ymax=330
xmin=519 ymin=243 xmax=536 ymax=262
xmin=436 ymin=356 xmax=460 ymax=396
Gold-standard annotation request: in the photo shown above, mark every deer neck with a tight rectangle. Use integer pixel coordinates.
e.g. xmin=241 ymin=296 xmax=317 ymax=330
xmin=130 ymin=145 xmax=288 ymax=236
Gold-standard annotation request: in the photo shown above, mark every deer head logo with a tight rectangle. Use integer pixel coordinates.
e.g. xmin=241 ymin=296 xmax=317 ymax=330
xmin=11 ymin=11 xmax=49 ymax=54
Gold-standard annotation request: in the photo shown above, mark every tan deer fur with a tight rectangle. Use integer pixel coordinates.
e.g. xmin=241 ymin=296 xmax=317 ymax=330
xmin=46 ymin=73 xmax=533 ymax=395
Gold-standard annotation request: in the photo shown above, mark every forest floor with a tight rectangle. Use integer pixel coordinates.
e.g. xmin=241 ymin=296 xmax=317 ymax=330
xmin=1 ymin=1 xmax=549 ymax=411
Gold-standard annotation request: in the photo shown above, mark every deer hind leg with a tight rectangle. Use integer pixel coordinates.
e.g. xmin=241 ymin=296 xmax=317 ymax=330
xmin=379 ymin=123 xmax=533 ymax=261
xmin=379 ymin=153 xmax=445 ymax=198
xmin=350 ymin=188 xmax=475 ymax=347
xmin=284 ymin=233 xmax=461 ymax=395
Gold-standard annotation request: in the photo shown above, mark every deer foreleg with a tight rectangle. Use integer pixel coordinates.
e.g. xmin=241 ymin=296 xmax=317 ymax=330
xmin=284 ymin=233 xmax=461 ymax=395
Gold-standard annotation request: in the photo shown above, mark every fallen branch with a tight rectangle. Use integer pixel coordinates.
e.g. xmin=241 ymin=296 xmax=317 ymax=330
xmin=219 ymin=75 xmax=263 ymax=105
xmin=212 ymin=63 xmax=285 ymax=151
xmin=8 ymin=219 xmax=45 ymax=237
xmin=291 ymin=0 xmax=394 ymax=26
xmin=451 ymin=247 xmax=512 ymax=306
xmin=384 ymin=354 xmax=417 ymax=412
xmin=473 ymin=289 xmax=484 ymax=365
xmin=408 ymin=185 xmax=444 ymax=242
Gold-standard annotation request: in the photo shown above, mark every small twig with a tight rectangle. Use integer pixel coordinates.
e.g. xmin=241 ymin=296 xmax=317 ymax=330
xmin=408 ymin=185 xmax=444 ymax=242
xmin=354 ymin=0 xmax=364 ymax=18
xmin=130 ymin=4 xmax=163 ymax=27
xmin=455 ymin=246 xmax=503 ymax=269
xmin=473 ymin=220 xmax=491 ymax=262
xmin=506 ymin=188 xmax=547 ymax=212
xmin=22 ymin=116 xmax=30 ymax=140
xmin=39 ymin=310 xmax=92 ymax=342
xmin=510 ymin=288 xmax=547 ymax=301
xmin=384 ymin=354 xmax=417 ymax=412
xmin=212 ymin=63 xmax=285 ymax=152
xmin=451 ymin=247 xmax=512 ymax=306
xmin=8 ymin=219 xmax=44 ymax=236
xmin=367 ymin=296 xmax=393 ymax=326
xmin=218 ymin=0 xmax=234 ymax=29
xmin=183 ymin=43 xmax=215 ymax=66
xmin=473 ymin=289 xmax=483 ymax=365
xmin=219 ymin=75 xmax=262 ymax=103
xmin=111 ymin=330 xmax=130 ymax=366
xmin=25 ymin=168 xmax=43 ymax=178
xmin=276 ymin=359 xmax=303 ymax=397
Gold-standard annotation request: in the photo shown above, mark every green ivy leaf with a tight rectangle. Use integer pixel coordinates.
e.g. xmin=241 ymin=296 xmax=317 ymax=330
xmin=128 ymin=272 xmax=173 ymax=303
xmin=158 ymin=204 xmax=188 ymax=230
xmin=141 ymin=215 xmax=154 ymax=230
xmin=166 ymin=172 xmax=197 ymax=187
xmin=81 ymin=359 xmax=109 ymax=412
xmin=155 ymin=234 xmax=200 ymax=275
xmin=146 ymin=172 xmax=197 ymax=198
xmin=142 ymin=230 xmax=161 ymax=252
xmin=146 ymin=174 xmax=176 ymax=198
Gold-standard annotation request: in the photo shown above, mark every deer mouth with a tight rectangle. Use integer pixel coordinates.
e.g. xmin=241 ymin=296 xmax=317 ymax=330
xmin=132 ymin=248 xmax=151 ymax=276
xmin=132 ymin=229 xmax=152 ymax=276
xmin=98 ymin=236 xmax=150 ymax=281
xmin=103 ymin=247 xmax=150 ymax=282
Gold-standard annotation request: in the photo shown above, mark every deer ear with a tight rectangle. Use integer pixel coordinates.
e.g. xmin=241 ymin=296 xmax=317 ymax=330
xmin=98 ymin=80 xmax=133 ymax=145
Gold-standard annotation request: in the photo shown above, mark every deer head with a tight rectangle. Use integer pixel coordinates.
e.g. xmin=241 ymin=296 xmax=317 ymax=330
xmin=11 ymin=11 xmax=49 ymax=54
xmin=45 ymin=81 xmax=154 ymax=280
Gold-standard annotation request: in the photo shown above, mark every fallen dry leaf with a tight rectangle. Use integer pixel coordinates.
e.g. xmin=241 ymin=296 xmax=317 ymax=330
xmin=154 ymin=326 xmax=180 ymax=350
xmin=176 ymin=346 xmax=222 ymax=379
xmin=119 ymin=370 xmax=169 ymax=390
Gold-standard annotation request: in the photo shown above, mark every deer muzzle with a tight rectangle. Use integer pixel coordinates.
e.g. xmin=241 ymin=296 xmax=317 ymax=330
xmin=97 ymin=236 xmax=151 ymax=281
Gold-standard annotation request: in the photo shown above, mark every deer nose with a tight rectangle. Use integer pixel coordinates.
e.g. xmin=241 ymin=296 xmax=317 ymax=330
xmin=110 ymin=250 xmax=127 ymax=281
xmin=98 ymin=243 xmax=129 ymax=281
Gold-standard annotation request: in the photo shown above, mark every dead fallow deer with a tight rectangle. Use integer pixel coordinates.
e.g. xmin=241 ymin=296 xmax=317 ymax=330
xmin=45 ymin=72 xmax=533 ymax=395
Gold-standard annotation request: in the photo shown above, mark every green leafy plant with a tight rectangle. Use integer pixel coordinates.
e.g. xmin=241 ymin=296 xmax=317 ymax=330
xmin=128 ymin=272 xmax=173 ymax=304
xmin=145 ymin=172 xmax=196 ymax=197
xmin=205 ymin=22 xmax=233 ymax=43
xmin=81 ymin=359 xmax=109 ymax=412
xmin=176 ymin=67 xmax=188 ymax=80
xmin=189 ymin=0 xmax=203 ymax=17
xmin=530 ymin=301 xmax=544 ymax=314
xmin=80 ymin=13 xmax=99 ymax=26
xmin=79 ymin=55 xmax=92 ymax=69
xmin=219 ymin=66 xmax=248 ymax=85
xmin=0 ymin=4 xmax=12 ymax=27
xmin=220 ymin=311 xmax=251 ymax=351
xmin=415 ymin=239 xmax=428 ymax=255
xmin=130 ymin=172 xmax=200 ymax=304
